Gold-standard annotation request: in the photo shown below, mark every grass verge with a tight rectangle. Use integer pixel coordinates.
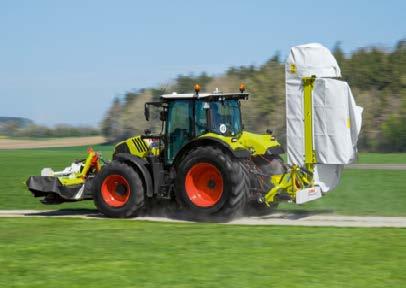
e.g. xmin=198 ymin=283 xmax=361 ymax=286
xmin=0 ymin=218 xmax=406 ymax=288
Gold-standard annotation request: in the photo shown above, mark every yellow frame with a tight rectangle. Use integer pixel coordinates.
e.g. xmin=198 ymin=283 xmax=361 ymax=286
xmin=303 ymin=76 xmax=317 ymax=173
xmin=263 ymin=76 xmax=317 ymax=205
xmin=58 ymin=148 xmax=101 ymax=186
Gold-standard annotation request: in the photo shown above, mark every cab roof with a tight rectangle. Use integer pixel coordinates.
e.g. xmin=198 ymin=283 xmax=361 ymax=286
xmin=160 ymin=92 xmax=249 ymax=100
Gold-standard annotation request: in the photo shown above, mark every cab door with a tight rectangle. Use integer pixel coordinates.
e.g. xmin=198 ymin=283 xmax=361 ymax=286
xmin=165 ymin=100 xmax=193 ymax=164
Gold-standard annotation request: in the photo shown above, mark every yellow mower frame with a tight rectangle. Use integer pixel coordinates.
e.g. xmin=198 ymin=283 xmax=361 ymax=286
xmin=264 ymin=76 xmax=317 ymax=205
xmin=58 ymin=148 xmax=101 ymax=186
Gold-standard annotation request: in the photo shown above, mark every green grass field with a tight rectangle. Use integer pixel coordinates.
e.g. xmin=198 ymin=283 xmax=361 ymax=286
xmin=0 ymin=147 xmax=405 ymax=215
xmin=1 ymin=218 xmax=406 ymax=288
xmin=357 ymin=153 xmax=406 ymax=164
xmin=279 ymin=169 xmax=406 ymax=216
xmin=280 ymin=152 xmax=406 ymax=164
xmin=0 ymin=146 xmax=112 ymax=210
xmin=0 ymin=147 xmax=406 ymax=287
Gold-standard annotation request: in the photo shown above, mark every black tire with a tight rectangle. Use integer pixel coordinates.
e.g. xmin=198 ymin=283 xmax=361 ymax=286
xmin=93 ymin=160 xmax=145 ymax=218
xmin=243 ymin=155 xmax=284 ymax=216
xmin=175 ymin=146 xmax=248 ymax=220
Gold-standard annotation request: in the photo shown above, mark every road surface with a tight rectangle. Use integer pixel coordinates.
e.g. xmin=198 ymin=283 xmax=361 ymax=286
xmin=1 ymin=210 xmax=406 ymax=228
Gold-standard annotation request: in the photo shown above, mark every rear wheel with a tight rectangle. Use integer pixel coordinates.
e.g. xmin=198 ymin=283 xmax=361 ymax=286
xmin=185 ymin=162 xmax=224 ymax=207
xmin=176 ymin=146 xmax=248 ymax=220
xmin=93 ymin=160 xmax=144 ymax=218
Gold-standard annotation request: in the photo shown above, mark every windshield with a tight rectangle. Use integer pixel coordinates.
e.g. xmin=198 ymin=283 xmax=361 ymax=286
xmin=209 ymin=100 xmax=242 ymax=136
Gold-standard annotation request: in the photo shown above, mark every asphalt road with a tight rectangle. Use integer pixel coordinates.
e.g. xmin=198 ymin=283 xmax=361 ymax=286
xmin=1 ymin=210 xmax=406 ymax=228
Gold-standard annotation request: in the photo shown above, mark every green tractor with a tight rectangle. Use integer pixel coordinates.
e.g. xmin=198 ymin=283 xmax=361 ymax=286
xmin=94 ymin=84 xmax=285 ymax=219
xmin=28 ymin=83 xmax=312 ymax=220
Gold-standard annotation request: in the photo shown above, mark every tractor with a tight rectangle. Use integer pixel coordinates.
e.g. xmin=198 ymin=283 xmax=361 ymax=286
xmin=27 ymin=84 xmax=295 ymax=219
xmin=93 ymin=84 xmax=287 ymax=218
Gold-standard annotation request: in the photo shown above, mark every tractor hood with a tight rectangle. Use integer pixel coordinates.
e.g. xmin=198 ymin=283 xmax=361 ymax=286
xmin=199 ymin=131 xmax=283 ymax=157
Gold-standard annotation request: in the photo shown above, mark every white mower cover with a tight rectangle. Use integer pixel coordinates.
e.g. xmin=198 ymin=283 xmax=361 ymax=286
xmin=41 ymin=162 xmax=83 ymax=178
xmin=286 ymin=43 xmax=363 ymax=193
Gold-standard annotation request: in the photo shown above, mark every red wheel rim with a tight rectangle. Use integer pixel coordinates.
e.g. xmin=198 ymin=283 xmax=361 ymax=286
xmin=101 ymin=174 xmax=131 ymax=207
xmin=185 ymin=163 xmax=224 ymax=207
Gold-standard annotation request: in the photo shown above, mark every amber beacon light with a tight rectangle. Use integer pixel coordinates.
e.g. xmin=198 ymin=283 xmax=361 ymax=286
xmin=194 ymin=84 xmax=201 ymax=94
xmin=239 ymin=83 xmax=246 ymax=93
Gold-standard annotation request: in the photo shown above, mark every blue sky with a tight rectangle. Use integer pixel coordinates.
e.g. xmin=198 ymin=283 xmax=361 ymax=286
xmin=0 ymin=0 xmax=405 ymax=126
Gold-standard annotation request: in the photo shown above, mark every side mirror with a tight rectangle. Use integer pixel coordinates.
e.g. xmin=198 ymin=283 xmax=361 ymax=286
xmin=144 ymin=104 xmax=150 ymax=121
xmin=160 ymin=110 xmax=167 ymax=121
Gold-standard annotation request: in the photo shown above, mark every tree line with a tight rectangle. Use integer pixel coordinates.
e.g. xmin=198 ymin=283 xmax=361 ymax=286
xmin=101 ymin=40 xmax=406 ymax=152
xmin=0 ymin=121 xmax=100 ymax=138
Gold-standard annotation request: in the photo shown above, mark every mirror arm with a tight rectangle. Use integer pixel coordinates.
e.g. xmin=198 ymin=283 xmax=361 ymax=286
xmin=144 ymin=103 xmax=150 ymax=121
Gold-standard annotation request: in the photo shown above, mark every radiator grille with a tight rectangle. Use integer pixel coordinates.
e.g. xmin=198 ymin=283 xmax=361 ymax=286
xmin=132 ymin=137 xmax=148 ymax=153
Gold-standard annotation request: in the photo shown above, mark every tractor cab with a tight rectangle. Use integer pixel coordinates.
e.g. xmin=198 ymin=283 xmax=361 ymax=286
xmin=144 ymin=84 xmax=249 ymax=164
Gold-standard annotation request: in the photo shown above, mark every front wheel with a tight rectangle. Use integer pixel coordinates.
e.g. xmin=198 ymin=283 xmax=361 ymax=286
xmin=93 ymin=160 xmax=145 ymax=218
